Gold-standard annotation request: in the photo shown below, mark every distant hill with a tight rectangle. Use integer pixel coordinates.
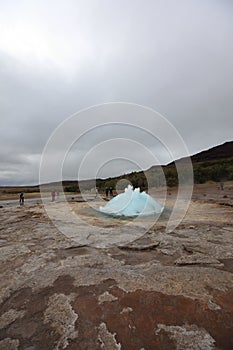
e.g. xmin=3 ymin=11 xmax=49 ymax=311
xmin=91 ymin=140 xmax=233 ymax=189
xmin=1 ymin=141 xmax=233 ymax=193
xmin=97 ymin=140 xmax=233 ymax=188
xmin=190 ymin=141 xmax=233 ymax=163
xmin=166 ymin=141 xmax=233 ymax=167
xmin=152 ymin=140 xmax=233 ymax=186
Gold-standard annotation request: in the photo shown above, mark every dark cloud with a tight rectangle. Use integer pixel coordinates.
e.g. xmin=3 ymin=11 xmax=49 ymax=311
xmin=0 ymin=0 xmax=232 ymax=185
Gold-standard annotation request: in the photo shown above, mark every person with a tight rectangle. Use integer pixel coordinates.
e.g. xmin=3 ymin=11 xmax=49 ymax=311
xmin=105 ymin=187 xmax=109 ymax=197
xmin=19 ymin=192 xmax=24 ymax=205
xmin=220 ymin=181 xmax=224 ymax=190
xmin=51 ymin=190 xmax=56 ymax=202
xmin=109 ymin=187 xmax=113 ymax=197
xmin=95 ymin=187 xmax=98 ymax=198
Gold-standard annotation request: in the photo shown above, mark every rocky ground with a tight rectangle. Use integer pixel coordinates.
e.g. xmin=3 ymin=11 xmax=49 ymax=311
xmin=0 ymin=184 xmax=233 ymax=350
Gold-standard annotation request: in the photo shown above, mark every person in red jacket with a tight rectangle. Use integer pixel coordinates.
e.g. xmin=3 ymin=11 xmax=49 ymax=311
xmin=51 ymin=191 xmax=56 ymax=202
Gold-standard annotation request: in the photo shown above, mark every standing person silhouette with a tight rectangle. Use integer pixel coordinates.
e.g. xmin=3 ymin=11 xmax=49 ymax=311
xmin=19 ymin=192 xmax=24 ymax=205
xmin=105 ymin=187 xmax=109 ymax=197
xmin=109 ymin=187 xmax=113 ymax=197
xmin=51 ymin=190 xmax=56 ymax=202
xmin=95 ymin=187 xmax=98 ymax=198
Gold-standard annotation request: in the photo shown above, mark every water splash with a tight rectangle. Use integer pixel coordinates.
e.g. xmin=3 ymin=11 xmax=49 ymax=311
xmin=99 ymin=185 xmax=163 ymax=217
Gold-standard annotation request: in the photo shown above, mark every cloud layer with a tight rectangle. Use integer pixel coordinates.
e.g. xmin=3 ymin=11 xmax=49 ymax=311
xmin=0 ymin=0 xmax=233 ymax=185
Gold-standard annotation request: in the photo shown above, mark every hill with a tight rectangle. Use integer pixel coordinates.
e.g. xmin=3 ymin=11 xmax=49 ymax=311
xmin=99 ymin=140 xmax=233 ymax=189
xmin=190 ymin=141 xmax=233 ymax=163
xmin=0 ymin=141 xmax=233 ymax=194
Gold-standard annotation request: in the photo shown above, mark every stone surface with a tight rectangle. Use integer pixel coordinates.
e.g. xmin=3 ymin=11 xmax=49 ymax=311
xmin=0 ymin=338 xmax=20 ymax=349
xmin=43 ymin=293 xmax=78 ymax=349
xmin=98 ymin=322 xmax=121 ymax=349
xmin=0 ymin=186 xmax=232 ymax=349
xmin=0 ymin=309 xmax=25 ymax=330
xmin=174 ymin=253 xmax=224 ymax=267
xmin=155 ymin=324 xmax=216 ymax=350
xmin=98 ymin=291 xmax=118 ymax=304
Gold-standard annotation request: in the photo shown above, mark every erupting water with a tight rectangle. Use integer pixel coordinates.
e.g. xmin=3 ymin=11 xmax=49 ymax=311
xmin=99 ymin=185 xmax=163 ymax=217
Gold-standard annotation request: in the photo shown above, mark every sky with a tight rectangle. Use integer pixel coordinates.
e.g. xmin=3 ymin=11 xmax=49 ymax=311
xmin=0 ymin=0 xmax=233 ymax=185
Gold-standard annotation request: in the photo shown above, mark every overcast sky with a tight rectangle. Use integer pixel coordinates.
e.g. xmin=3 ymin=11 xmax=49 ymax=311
xmin=0 ymin=0 xmax=233 ymax=185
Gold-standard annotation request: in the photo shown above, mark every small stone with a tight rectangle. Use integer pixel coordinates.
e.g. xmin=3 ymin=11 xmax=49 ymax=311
xmin=120 ymin=307 xmax=133 ymax=314
xmin=98 ymin=291 xmax=118 ymax=304
xmin=0 ymin=338 xmax=20 ymax=350
xmin=0 ymin=309 xmax=25 ymax=329
xmin=175 ymin=254 xmax=223 ymax=267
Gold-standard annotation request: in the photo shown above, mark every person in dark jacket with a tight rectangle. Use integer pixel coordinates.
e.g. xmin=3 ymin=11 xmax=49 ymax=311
xmin=19 ymin=192 xmax=24 ymax=205
xmin=109 ymin=187 xmax=113 ymax=197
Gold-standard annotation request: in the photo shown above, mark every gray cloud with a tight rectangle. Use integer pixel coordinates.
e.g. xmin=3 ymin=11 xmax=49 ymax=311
xmin=0 ymin=0 xmax=233 ymax=185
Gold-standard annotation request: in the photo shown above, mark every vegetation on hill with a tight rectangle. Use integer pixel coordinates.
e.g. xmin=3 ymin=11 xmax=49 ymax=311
xmin=62 ymin=155 xmax=233 ymax=193
xmin=1 ymin=142 xmax=232 ymax=194
xmin=90 ymin=156 xmax=233 ymax=192
xmin=89 ymin=141 xmax=233 ymax=191
xmin=193 ymin=157 xmax=233 ymax=184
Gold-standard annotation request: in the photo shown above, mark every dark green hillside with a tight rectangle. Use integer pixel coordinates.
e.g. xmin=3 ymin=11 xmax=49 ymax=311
xmin=193 ymin=157 xmax=233 ymax=184
xmin=63 ymin=141 xmax=233 ymax=192
xmin=191 ymin=141 xmax=233 ymax=163
xmin=1 ymin=141 xmax=232 ymax=194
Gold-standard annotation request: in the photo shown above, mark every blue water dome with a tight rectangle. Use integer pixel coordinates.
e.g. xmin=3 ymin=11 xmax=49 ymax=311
xmin=99 ymin=185 xmax=163 ymax=217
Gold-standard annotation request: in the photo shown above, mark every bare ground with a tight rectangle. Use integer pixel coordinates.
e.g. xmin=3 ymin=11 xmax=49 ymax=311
xmin=0 ymin=183 xmax=233 ymax=350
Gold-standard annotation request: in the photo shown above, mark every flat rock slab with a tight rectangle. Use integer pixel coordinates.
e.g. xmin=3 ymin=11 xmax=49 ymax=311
xmin=0 ymin=197 xmax=232 ymax=349
xmin=0 ymin=276 xmax=232 ymax=349
xmin=119 ymin=240 xmax=160 ymax=251
xmin=175 ymin=253 xmax=224 ymax=267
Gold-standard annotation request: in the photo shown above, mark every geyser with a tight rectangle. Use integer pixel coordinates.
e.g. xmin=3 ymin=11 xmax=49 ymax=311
xmin=99 ymin=185 xmax=163 ymax=217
